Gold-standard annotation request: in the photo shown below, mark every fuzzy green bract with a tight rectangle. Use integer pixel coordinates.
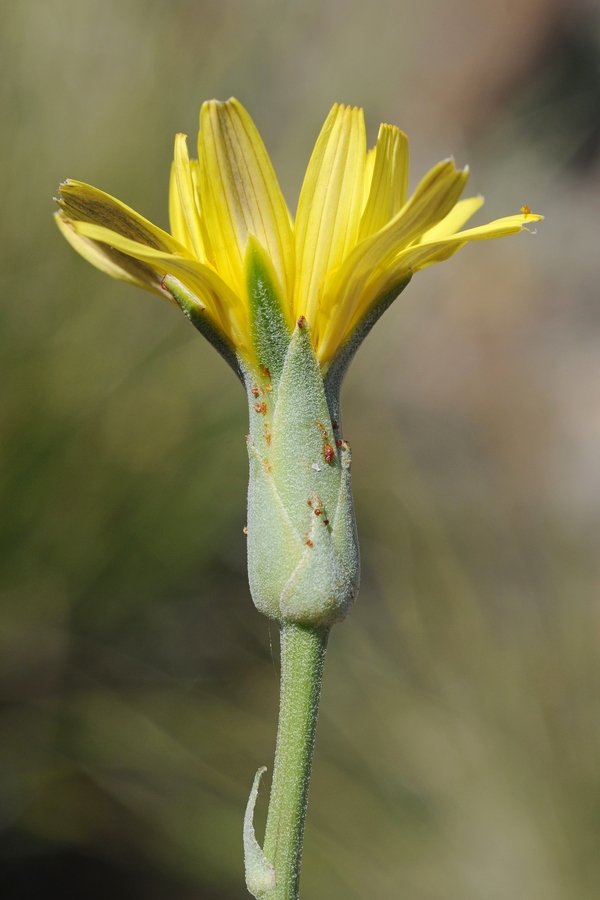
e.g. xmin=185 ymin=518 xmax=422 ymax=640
xmin=243 ymin=280 xmax=359 ymax=626
xmin=243 ymin=320 xmax=359 ymax=626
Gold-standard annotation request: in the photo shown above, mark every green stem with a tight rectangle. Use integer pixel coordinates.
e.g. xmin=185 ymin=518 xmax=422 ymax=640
xmin=263 ymin=622 xmax=329 ymax=900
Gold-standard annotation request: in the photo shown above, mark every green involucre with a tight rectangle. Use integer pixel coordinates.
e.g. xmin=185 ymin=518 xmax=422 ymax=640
xmin=243 ymin=319 xmax=359 ymax=627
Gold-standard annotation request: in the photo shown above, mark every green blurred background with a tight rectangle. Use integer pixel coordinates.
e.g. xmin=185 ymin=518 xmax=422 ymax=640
xmin=2 ymin=1 xmax=600 ymax=897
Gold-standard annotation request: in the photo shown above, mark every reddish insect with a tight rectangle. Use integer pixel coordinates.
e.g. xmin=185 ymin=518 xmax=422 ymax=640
xmin=324 ymin=444 xmax=335 ymax=464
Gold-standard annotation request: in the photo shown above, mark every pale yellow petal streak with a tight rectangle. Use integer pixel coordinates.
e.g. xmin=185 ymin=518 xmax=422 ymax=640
xmin=198 ymin=99 xmax=294 ymax=302
xmin=317 ymin=159 xmax=468 ymax=361
xmin=358 ymin=124 xmax=408 ymax=240
xmin=173 ymin=133 xmax=205 ymax=260
xmin=190 ymin=158 xmax=216 ymax=266
xmin=294 ymin=104 xmax=367 ymax=327
xmin=362 ymin=146 xmax=377 ymax=211
xmin=70 ymin=220 xmax=249 ymax=352
xmin=169 ymin=162 xmax=191 ymax=250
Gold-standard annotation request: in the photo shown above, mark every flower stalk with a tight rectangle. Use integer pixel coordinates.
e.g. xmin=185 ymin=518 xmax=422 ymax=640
xmin=245 ymin=623 xmax=328 ymax=900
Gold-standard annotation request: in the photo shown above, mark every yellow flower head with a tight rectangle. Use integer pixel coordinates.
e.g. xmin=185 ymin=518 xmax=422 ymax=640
xmin=55 ymin=98 xmax=542 ymax=373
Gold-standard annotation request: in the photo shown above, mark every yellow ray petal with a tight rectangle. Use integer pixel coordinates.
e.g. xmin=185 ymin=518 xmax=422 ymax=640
xmin=327 ymin=209 xmax=545 ymax=351
xmin=294 ymin=104 xmax=367 ymax=326
xmin=172 ymin=133 xmax=205 ymax=259
xmin=70 ymin=220 xmax=249 ymax=352
xmin=358 ymin=124 xmax=408 ymax=240
xmin=396 ymin=212 xmax=543 ymax=276
xmin=420 ymin=195 xmax=484 ymax=243
xmin=373 ymin=210 xmax=543 ymax=303
xmin=198 ymin=98 xmax=294 ymax=301
xmin=57 ymin=180 xmax=185 ymax=254
xmin=55 ymin=212 xmax=167 ymax=297
xmin=315 ymin=158 xmax=468 ymax=356
xmin=375 ymin=158 xmax=470 ymax=260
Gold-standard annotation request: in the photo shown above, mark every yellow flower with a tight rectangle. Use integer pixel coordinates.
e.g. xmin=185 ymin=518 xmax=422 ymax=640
xmin=55 ymin=99 xmax=542 ymax=371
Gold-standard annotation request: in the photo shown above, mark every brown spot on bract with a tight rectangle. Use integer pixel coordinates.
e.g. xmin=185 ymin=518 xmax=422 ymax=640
xmin=324 ymin=444 xmax=334 ymax=464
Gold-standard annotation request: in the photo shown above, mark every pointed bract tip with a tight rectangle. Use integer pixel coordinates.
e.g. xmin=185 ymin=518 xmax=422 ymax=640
xmin=244 ymin=766 xmax=275 ymax=899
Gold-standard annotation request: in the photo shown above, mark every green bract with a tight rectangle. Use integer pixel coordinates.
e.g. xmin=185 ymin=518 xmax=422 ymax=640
xmin=243 ymin=248 xmax=359 ymax=626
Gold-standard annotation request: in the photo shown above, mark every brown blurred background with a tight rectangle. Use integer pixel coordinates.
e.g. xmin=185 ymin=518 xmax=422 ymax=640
xmin=2 ymin=1 xmax=600 ymax=897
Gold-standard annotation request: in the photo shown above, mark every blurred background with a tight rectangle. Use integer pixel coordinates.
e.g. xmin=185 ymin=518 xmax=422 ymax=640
xmin=2 ymin=0 xmax=600 ymax=897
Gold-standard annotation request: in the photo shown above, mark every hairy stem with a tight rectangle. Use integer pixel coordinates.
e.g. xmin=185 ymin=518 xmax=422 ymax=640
xmin=263 ymin=622 xmax=329 ymax=899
